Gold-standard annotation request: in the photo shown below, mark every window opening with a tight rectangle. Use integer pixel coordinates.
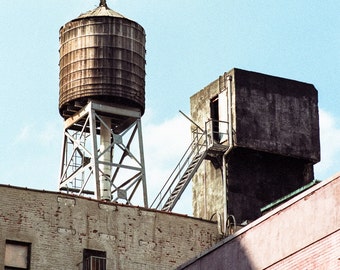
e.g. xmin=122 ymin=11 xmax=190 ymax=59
xmin=210 ymin=95 xmax=219 ymax=141
xmin=83 ymin=249 xmax=106 ymax=270
xmin=4 ymin=240 xmax=31 ymax=270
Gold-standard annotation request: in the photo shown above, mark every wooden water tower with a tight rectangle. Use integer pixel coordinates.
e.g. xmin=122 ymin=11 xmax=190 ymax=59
xmin=58 ymin=1 xmax=148 ymax=206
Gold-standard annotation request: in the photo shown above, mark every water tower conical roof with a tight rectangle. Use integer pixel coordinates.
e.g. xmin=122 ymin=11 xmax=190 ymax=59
xmin=77 ymin=4 xmax=127 ymax=20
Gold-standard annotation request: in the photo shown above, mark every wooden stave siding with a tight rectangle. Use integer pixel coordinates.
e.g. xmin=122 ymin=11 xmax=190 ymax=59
xmin=58 ymin=17 xmax=146 ymax=117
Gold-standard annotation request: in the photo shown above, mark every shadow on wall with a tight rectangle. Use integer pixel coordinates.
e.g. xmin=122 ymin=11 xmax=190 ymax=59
xmin=177 ymin=236 xmax=256 ymax=270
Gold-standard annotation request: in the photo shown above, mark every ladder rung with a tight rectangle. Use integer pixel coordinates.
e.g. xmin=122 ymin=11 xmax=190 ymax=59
xmin=188 ymin=164 xmax=196 ymax=170
xmin=178 ymin=179 xmax=186 ymax=185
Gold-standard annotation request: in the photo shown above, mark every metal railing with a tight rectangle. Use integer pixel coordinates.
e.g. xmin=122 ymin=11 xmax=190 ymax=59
xmin=205 ymin=119 xmax=229 ymax=146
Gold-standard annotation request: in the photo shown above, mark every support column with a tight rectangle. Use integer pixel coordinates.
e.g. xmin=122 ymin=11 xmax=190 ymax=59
xmin=99 ymin=116 xmax=112 ymax=201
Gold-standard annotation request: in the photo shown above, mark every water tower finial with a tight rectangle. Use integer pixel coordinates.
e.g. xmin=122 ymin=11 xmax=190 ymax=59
xmin=99 ymin=0 xmax=107 ymax=7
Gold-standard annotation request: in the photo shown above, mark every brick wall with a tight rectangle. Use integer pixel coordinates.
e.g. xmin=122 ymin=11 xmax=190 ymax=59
xmin=0 ymin=185 xmax=221 ymax=269
xmin=267 ymin=229 xmax=340 ymax=270
xmin=179 ymin=173 xmax=340 ymax=269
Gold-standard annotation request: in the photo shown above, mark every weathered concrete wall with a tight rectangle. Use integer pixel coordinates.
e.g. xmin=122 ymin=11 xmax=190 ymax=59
xmin=190 ymin=78 xmax=221 ymax=133
xmin=179 ymin=173 xmax=340 ymax=269
xmin=227 ymin=148 xmax=314 ymax=222
xmin=190 ymin=76 xmax=225 ymax=221
xmin=0 ymin=185 xmax=221 ymax=269
xmin=192 ymin=159 xmax=224 ymax=221
xmin=191 ymin=68 xmax=320 ymax=162
xmin=190 ymin=68 xmax=319 ymax=224
xmin=233 ymin=68 xmax=320 ymax=162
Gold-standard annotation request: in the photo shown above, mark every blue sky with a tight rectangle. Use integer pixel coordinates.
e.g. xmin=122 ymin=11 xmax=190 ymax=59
xmin=0 ymin=1 xmax=339 ymax=214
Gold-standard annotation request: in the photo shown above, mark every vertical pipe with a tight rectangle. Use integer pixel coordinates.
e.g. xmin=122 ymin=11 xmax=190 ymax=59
xmin=222 ymin=75 xmax=233 ymax=235
xmin=227 ymin=75 xmax=233 ymax=148
xmin=99 ymin=116 xmax=112 ymax=201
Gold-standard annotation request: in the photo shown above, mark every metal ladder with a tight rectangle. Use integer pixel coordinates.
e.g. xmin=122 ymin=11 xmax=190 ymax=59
xmin=150 ymin=117 xmax=230 ymax=212
xmin=150 ymin=126 xmax=208 ymax=211
xmin=161 ymin=150 xmax=207 ymax=211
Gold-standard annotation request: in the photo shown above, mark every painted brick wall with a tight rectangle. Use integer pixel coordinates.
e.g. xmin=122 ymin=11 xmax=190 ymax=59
xmin=267 ymin=229 xmax=340 ymax=270
xmin=179 ymin=173 xmax=340 ymax=269
xmin=0 ymin=185 xmax=221 ymax=269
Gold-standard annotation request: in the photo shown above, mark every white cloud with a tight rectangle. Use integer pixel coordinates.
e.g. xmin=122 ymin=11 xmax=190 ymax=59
xmin=143 ymin=113 xmax=192 ymax=209
xmin=14 ymin=125 xmax=32 ymax=143
xmin=314 ymin=109 xmax=340 ymax=180
xmin=38 ymin=121 xmax=62 ymax=145
xmin=13 ymin=120 xmax=61 ymax=146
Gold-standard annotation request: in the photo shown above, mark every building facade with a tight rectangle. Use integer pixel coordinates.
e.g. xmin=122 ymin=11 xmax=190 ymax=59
xmin=0 ymin=185 xmax=221 ymax=269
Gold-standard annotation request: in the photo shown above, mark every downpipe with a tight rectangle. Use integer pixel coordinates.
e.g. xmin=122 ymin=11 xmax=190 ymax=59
xmin=222 ymin=75 xmax=233 ymax=235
